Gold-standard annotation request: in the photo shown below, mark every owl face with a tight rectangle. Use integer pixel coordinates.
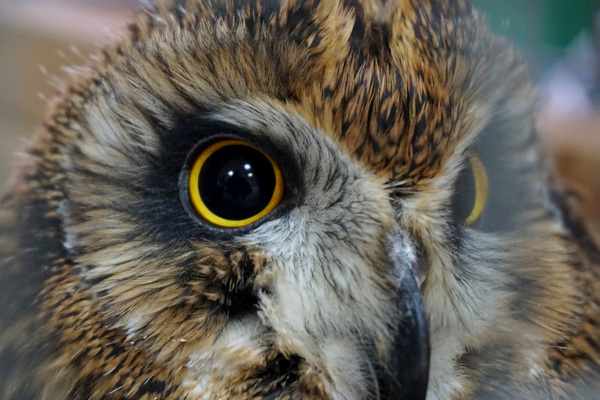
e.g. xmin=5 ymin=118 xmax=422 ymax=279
xmin=59 ymin=78 xmax=428 ymax=399
xmin=2 ymin=0 xmax=589 ymax=399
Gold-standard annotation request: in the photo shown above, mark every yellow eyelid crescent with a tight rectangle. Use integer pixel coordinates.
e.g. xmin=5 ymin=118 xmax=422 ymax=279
xmin=188 ymin=139 xmax=284 ymax=228
xmin=464 ymin=154 xmax=488 ymax=226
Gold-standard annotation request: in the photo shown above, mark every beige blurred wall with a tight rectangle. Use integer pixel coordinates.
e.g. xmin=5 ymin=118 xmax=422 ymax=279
xmin=0 ymin=1 xmax=137 ymax=188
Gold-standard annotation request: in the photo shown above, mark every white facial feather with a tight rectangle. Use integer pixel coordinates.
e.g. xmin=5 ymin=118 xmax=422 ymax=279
xmin=210 ymin=102 xmax=403 ymax=399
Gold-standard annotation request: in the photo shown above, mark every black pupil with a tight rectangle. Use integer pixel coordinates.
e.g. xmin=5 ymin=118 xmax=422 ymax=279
xmin=198 ymin=144 xmax=276 ymax=221
xmin=451 ymin=162 xmax=477 ymax=224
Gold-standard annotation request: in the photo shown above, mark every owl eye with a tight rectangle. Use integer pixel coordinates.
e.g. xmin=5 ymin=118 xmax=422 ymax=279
xmin=452 ymin=153 xmax=488 ymax=226
xmin=187 ymin=140 xmax=284 ymax=228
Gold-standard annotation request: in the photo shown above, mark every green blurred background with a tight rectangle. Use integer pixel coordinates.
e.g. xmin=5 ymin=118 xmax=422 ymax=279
xmin=471 ymin=0 xmax=599 ymax=65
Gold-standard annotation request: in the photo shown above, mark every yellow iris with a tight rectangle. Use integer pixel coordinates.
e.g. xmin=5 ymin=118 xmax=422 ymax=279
xmin=188 ymin=140 xmax=284 ymax=228
xmin=464 ymin=154 xmax=488 ymax=226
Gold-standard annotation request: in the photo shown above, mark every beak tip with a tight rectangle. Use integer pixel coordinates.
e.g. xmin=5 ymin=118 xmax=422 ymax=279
xmin=381 ymin=247 xmax=430 ymax=400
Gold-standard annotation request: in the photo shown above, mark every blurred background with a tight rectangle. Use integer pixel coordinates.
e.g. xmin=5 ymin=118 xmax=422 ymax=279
xmin=0 ymin=0 xmax=599 ymax=237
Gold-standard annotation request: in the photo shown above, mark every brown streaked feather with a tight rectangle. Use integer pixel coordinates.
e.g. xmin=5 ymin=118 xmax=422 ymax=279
xmin=0 ymin=0 xmax=599 ymax=399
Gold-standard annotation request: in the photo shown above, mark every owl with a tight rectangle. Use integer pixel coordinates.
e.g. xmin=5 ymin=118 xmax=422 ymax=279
xmin=1 ymin=0 xmax=599 ymax=399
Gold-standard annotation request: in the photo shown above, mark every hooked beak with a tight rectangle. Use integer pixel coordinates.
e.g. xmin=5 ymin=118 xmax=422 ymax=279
xmin=379 ymin=233 xmax=430 ymax=400
xmin=261 ymin=232 xmax=430 ymax=400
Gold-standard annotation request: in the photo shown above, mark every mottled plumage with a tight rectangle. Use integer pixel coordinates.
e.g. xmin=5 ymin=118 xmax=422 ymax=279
xmin=1 ymin=0 xmax=599 ymax=399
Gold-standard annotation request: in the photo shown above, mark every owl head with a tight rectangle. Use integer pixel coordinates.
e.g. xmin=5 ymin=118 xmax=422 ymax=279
xmin=0 ymin=0 xmax=591 ymax=399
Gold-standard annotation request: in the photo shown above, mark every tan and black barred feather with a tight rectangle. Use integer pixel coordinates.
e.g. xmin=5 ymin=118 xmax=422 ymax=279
xmin=1 ymin=0 xmax=600 ymax=399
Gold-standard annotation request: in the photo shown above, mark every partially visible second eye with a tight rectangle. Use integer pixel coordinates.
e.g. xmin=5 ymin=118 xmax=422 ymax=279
xmin=452 ymin=153 xmax=488 ymax=227
xmin=187 ymin=140 xmax=284 ymax=228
